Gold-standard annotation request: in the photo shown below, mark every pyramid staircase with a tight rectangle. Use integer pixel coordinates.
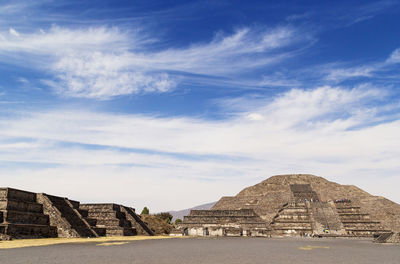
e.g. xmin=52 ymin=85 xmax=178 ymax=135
xmin=0 ymin=188 xmax=57 ymax=239
xmin=270 ymin=201 xmax=313 ymax=236
xmin=37 ymin=193 xmax=103 ymax=237
xmin=270 ymin=184 xmax=319 ymax=236
xmin=308 ymin=201 xmax=346 ymax=235
xmin=120 ymin=206 xmax=154 ymax=236
xmin=374 ymin=232 xmax=400 ymax=243
xmin=270 ymin=184 xmax=347 ymax=236
xmin=335 ymin=201 xmax=388 ymax=237
xmin=80 ymin=204 xmax=137 ymax=236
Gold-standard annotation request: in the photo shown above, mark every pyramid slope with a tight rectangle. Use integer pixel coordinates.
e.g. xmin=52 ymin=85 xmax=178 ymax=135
xmin=212 ymin=174 xmax=400 ymax=232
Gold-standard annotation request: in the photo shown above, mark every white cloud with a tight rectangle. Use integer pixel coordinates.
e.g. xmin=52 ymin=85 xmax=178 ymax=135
xmin=387 ymin=48 xmax=400 ymax=64
xmin=315 ymin=47 xmax=400 ymax=83
xmin=0 ymin=85 xmax=399 ymax=210
xmin=0 ymin=25 xmax=310 ymax=99
xmin=9 ymin=28 xmax=20 ymax=37
xmin=325 ymin=65 xmax=375 ymax=81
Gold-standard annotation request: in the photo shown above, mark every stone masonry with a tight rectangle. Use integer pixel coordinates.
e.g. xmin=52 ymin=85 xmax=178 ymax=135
xmin=179 ymin=174 xmax=397 ymax=237
xmin=0 ymin=187 xmax=153 ymax=240
xmin=173 ymin=209 xmax=270 ymax=237
xmin=79 ymin=204 xmax=137 ymax=237
xmin=0 ymin=188 xmax=57 ymax=239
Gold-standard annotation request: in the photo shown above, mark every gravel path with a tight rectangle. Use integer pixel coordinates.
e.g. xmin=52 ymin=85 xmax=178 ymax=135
xmin=0 ymin=237 xmax=399 ymax=264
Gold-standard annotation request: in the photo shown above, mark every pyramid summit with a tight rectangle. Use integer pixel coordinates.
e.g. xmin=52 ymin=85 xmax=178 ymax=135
xmin=174 ymin=174 xmax=400 ymax=237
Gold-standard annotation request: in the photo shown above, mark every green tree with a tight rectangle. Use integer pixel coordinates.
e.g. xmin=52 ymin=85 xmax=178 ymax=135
xmin=174 ymin=218 xmax=182 ymax=225
xmin=141 ymin=207 xmax=149 ymax=215
xmin=154 ymin=212 xmax=173 ymax=224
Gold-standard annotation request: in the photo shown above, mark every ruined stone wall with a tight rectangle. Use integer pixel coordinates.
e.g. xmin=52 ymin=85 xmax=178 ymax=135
xmin=1 ymin=187 xmax=153 ymax=239
xmin=1 ymin=188 xmax=58 ymax=239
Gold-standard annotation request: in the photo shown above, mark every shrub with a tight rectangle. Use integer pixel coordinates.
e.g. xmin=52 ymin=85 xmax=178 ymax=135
xmin=141 ymin=207 xmax=149 ymax=215
xmin=154 ymin=212 xmax=173 ymax=224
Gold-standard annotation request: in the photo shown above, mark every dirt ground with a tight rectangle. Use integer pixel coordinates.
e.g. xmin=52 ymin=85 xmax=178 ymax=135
xmin=0 ymin=237 xmax=399 ymax=264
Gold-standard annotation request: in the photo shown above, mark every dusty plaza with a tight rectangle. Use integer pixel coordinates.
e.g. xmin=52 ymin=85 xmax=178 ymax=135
xmin=0 ymin=236 xmax=399 ymax=264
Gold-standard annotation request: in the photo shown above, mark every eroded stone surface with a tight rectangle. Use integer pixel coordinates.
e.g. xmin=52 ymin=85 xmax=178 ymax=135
xmin=1 ymin=187 xmax=153 ymax=240
xmin=177 ymin=174 xmax=399 ymax=237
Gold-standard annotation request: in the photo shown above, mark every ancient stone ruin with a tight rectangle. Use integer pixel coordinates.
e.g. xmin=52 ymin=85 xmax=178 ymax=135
xmin=374 ymin=232 xmax=400 ymax=243
xmin=174 ymin=174 xmax=400 ymax=238
xmin=0 ymin=187 xmax=153 ymax=240
xmin=170 ymin=209 xmax=269 ymax=237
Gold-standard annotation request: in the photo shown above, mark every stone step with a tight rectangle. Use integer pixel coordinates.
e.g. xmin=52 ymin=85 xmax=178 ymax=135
xmin=87 ymin=211 xmax=125 ymax=219
xmin=273 ymin=220 xmax=311 ymax=223
xmin=2 ymin=210 xmax=50 ymax=225
xmin=338 ymin=212 xmax=368 ymax=215
xmin=0 ymin=199 xmax=43 ymax=213
xmin=85 ymin=218 xmax=97 ymax=226
xmin=342 ymin=220 xmax=380 ymax=224
xmin=120 ymin=206 xmax=154 ymax=236
xmin=0 ymin=223 xmax=57 ymax=238
xmin=340 ymin=217 xmax=371 ymax=221
xmin=273 ymin=227 xmax=313 ymax=231
xmin=78 ymin=209 xmax=89 ymax=217
xmin=105 ymin=227 xmax=136 ymax=237
xmin=183 ymin=216 xmax=262 ymax=222
xmin=272 ymin=223 xmax=312 ymax=229
xmin=80 ymin=204 xmax=120 ymax=211
xmin=336 ymin=206 xmax=361 ymax=210
xmin=92 ymin=227 xmax=106 ymax=236
xmin=345 ymin=227 xmax=386 ymax=231
xmin=0 ymin=188 xmax=37 ymax=203
xmin=275 ymin=212 xmax=310 ymax=218
xmin=95 ymin=219 xmax=132 ymax=228
xmin=40 ymin=194 xmax=97 ymax=238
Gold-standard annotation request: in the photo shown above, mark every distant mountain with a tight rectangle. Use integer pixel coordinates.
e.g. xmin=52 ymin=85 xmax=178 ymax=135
xmin=169 ymin=202 xmax=216 ymax=221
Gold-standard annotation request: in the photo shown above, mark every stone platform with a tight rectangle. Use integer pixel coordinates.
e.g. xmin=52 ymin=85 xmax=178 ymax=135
xmin=80 ymin=204 xmax=153 ymax=236
xmin=179 ymin=175 xmax=397 ymax=238
xmin=174 ymin=209 xmax=270 ymax=237
xmin=0 ymin=187 xmax=153 ymax=240
xmin=0 ymin=188 xmax=57 ymax=239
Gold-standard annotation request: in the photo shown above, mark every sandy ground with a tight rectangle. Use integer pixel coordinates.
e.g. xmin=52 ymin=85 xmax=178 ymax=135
xmin=0 ymin=235 xmax=171 ymax=249
xmin=0 ymin=237 xmax=399 ymax=264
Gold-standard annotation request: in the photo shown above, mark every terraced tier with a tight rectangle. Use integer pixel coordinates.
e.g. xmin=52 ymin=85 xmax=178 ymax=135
xmin=335 ymin=202 xmax=388 ymax=237
xmin=37 ymin=193 xmax=99 ymax=238
xmin=120 ymin=206 xmax=154 ymax=236
xmin=80 ymin=204 xmax=137 ymax=237
xmin=0 ymin=188 xmax=57 ymax=240
xmin=270 ymin=202 xmax=312 ymax=236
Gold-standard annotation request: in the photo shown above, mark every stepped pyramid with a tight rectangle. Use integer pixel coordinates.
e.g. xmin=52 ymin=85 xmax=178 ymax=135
xmin=1 ymin=187 xmax=153 ymax=240
xmin=0 ymin=188 xmax=57 ymax=239
xmin=79 ymin=204 xmax=154 ymax=236
xmin=212 ymin=174 xmax=399 ymax=236
xmin=176 ymin=174 xmax=399 ymax=237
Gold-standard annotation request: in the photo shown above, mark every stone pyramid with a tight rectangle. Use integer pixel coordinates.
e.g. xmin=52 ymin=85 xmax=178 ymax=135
xmin=212 ymin=174 xmax=400 ymax=235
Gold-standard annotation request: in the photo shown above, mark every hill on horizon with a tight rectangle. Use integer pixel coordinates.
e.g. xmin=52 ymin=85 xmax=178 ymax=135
xmin=169 ymin=202 xmax=216 ymax=222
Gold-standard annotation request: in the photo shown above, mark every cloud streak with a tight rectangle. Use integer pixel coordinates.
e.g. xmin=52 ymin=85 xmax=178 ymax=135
xmin=1 ymin=85 xmax=399 ymax=210
xmin=0 ymin=24 xmax=310 ymax=99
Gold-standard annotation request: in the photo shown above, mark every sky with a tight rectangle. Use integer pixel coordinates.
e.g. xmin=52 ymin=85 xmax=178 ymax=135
xmin=0 ymin=0 xmax=399 ymax=212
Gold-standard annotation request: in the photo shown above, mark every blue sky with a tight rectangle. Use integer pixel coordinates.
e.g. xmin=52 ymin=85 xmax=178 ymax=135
xmin=0 ymin=0 xmax=400 ymax=212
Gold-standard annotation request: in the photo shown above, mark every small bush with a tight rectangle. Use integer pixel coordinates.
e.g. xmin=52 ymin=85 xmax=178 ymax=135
xmin=154 ymin=212 xmax=173 ymax=224
xmin=141 ymin=207 xmax=149 ymax=215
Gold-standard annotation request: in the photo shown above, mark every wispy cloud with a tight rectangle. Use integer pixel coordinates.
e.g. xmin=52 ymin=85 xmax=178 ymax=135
xmin=1 ymin=85 xmax=399 ymax=209
xmin=340 ymin=0 xmax=399 ymax=26
xmin=387 ymin=48 xmax=400 ymax=64
xmin=301 ymin=47 xmax=400 ymax=84
xmin=0 ymin=24 xmax=310 ymax=99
